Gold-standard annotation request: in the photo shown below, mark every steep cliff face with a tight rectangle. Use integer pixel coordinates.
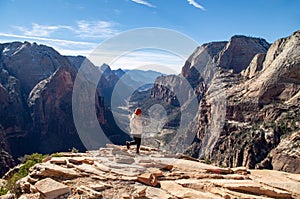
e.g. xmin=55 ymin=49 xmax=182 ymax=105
xmin=241 ymin=53 xmax=266 ymax=78
xmin=27 ymin=66 xmax=85 ymax=154
xmin=185 ymin=31 xmax=300 ymax=173
xmin=216 ymin=35 xmax=269 ymax=73
xmin=0 ymin=68 xmax=33 ymax=160
xmin=0 ymin=127 xmax=14 ymax=177
xmin=0 ymin=42 xmax=129 ymax=176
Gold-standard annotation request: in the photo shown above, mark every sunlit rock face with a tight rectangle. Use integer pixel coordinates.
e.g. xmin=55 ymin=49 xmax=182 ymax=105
xmin=147 ymin=31 xmax=299 ymax=173
xmin=184 ymin=31 xmax=300 ymax=173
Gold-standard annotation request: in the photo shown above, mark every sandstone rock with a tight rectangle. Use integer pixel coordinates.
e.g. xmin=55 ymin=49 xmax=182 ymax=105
xmin=93 ymin=161 xmax=111 ymax=172
xmin=208 ymin=186 xmax=272 ymax=199
xmin=111 ymin=168 xmax=142 ymax=177
xmin=209 ymin=179 xmax=292 ymax=198
xmin=269 ymin=132 xmax=300 ymax=173
xmin=145 ymin=187 xmax=175 ymax=199
xmin=89 ymin=182 xmax=112 ymax=191
xmin=160 ymin=180 xmax=222 ymax=198
xmin=34 ymin=178 xmax=70 ymax=199
xmin=132 ymin=185 xmax=147 ymax=197
xmin=2 ymin=147 xmax=299 ymax=199
xmin=231 ymin=167 xmax=248 ymax=175
xmin=147 ymin=168 xmax=164 ymax=177
xmin=49 ymin=157 xmax=67 ymax=165
xmin=29 ymin=163 xmax=80 ymax=179
xmin=78 ymin=185 xmax=102 ymax=198
xmin=18 ymin=193 xmax=40 ymax=199
xmin=182 ymin=31 xmax=300 ymax=173
xmin=217 ymin=35 xmax=269 ymax=73
xmin=250 ymin=169 xmax=300 ymax=196
xmin=205 ymin=167 xmax=233 ymax=175
xmin=137 ymin=173 xmax=158 ymax=187
xmin=73 ymin=163 xmax=103 ymax=176
xmin=114 ymin=156 xmax=135 ymax=164
xmin=68 ymin=157 xmax=94 ymax=165
xmin=137 ymin=159 xmax=174 ymax=171
xmin=16 ymin=176 xmax=33 ymax=193
xmin=242 ymin=53 xmax=266 ymax=78
xmin=0 ymin=193 xmax=15 ymax=199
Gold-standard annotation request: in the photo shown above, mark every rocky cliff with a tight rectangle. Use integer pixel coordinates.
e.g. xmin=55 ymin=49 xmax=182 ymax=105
xmin=1 ymin=145 xmax=299 ymax=199
xmin=147 ymin=31 xmax=300 ymax=173
xmin=0 ymin=127 xmax=14 ymax=177
xmin=0 ymin=42 xmax=67 ymax=94
xmin=183 ymin=31 xmax=300 ymax=173
xmin=0 ymin=42 xmax=129 ymax=177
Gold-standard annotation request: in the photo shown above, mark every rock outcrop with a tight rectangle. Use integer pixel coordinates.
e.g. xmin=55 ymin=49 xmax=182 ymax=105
xmin=0 ymin=42 xmax=67 ymax=94
xmin=143 ymin=31 xmax=299 ymax=173
xmin=0 ymin=42 xmax=129 ymax=176
xmin=183 ymin=30 xmax=300 ymax=173
xmin=241 ymin=53 xmax=266 ymax=78
xmin=1 ymin=144 xmax=299 ymax=199
xmin=27 ymin=66 xmax=86 ymax=154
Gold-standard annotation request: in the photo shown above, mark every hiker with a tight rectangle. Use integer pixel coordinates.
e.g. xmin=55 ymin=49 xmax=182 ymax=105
xmin=126 ymin=108 xmax=143 ymax=154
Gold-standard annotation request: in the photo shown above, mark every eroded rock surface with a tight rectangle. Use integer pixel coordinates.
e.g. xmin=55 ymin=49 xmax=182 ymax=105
xmin=2 ymin=144 xmax=299 ymax=199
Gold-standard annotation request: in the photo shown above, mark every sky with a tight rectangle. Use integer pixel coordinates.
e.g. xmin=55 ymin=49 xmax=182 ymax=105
xmin=0 ymin=0 xmax=299 ymax=73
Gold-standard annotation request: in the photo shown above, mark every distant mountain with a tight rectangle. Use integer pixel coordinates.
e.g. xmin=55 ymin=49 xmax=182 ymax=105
xmin=123 ymin=69 xmax=165 ymax=85
xmin=1 ymin=30 xmax=299 ymax=177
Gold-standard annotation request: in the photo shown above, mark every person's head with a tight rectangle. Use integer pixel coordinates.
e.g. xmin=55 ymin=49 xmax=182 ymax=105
xmin=134 ymin=108 xmax=142 ymax=116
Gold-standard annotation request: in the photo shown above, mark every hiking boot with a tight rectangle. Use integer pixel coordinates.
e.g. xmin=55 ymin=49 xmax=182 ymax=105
xmin=126 ymin=141 xmax=130 ymax=149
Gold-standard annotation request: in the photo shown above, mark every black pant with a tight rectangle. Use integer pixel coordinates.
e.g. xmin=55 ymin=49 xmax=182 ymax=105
xmin=130 ymin=136 xmax=141 ymax=153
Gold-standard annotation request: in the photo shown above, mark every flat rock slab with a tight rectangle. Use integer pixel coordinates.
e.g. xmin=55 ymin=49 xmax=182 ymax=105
xmin=73 ymin=163 xmax=104 ymax=176
xmin=49 ymin=157 xmax=67 ymax=165
xmin=206 ymin=179 xmax=292 ymax=199
xmin=114 ymin=156 xmax=135 ymax=164
xmin=68 ymin=157 xmax=94 ymax=165
xmin=145 ymin=187 xmax=174 ymax=199
xmin=160 ymin=180 xmax=222 ymax=199
xmin=30 ymin=163 xmax=81 ymax=179
xmin=250 ymin=170 xmax=300 ymax=197
xmin=89 ymin=182 xmax=112 ymax=191
xmin=34 ymin=178 xmax=70 ymax=199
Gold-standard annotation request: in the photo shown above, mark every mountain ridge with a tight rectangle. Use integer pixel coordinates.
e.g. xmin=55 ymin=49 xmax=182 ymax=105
xmin=0 ymin=30 xmax=299 ymax=180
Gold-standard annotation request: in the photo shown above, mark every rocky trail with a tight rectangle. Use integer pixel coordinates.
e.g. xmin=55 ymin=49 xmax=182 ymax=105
xmin=1 ymin=144 xmax=299 ymax=199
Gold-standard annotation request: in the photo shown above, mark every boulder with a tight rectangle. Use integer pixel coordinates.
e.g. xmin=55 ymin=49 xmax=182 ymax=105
xmin=137 ymin=173 xmax=158 ymax=187
xmin=34 ymin=178 xmax=70 ymax=199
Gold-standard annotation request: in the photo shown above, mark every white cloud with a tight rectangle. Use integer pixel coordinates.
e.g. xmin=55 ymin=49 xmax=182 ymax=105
xmin=0 ymin=32 xmax=97 ymax=56
xmin=74 ymin=20 xmax=119 ymax=39
xmin=187 ymin=0 xmax=205 ymax=11
xmin=12 ymin=23 xmax=72 ymax=37
xmin=131 ymin=0 xmax=155 ymax=8
xmin=12 ymin=20 xmax=119 ymax=40
xmin=0 ymin=32 xmax=95 ymax=46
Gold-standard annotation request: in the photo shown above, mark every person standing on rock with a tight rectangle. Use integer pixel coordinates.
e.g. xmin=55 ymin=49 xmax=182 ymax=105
xmin=126 ymin=108 xmax=143 ymax=154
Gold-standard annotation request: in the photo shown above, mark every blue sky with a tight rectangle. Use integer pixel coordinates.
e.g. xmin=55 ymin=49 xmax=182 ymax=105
xmin=0 ymin=0 xmax=299 ymax=73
